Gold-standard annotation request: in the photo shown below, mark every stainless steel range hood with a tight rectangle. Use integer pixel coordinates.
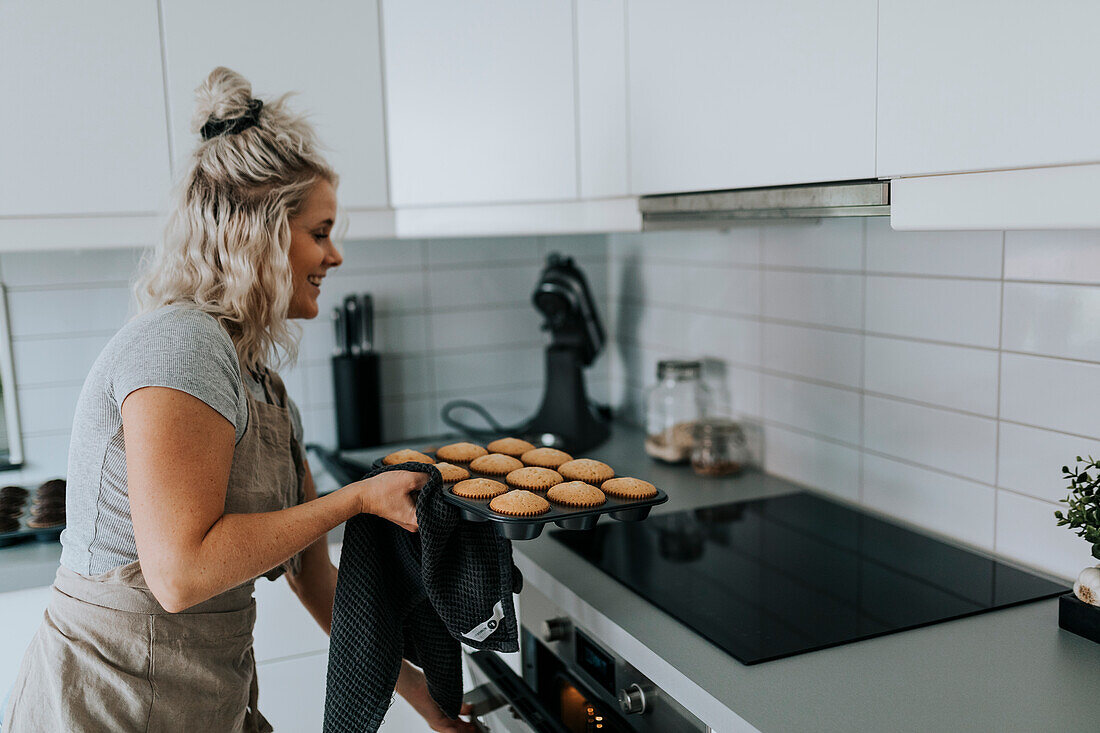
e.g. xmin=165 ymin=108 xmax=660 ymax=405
xmin=639 ymin=179 xmax=890 ymax=230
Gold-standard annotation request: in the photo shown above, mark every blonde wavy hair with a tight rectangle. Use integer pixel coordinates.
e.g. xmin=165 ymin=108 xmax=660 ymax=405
xmin=136 ymin=67 xmax=338 ymax=374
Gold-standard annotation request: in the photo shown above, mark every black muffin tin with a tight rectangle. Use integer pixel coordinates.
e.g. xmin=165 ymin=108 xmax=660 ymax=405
xmin=0 ymin=490 xmax=64 ymax=548
xmin=372 ymin=455 xmax=668 ymax=540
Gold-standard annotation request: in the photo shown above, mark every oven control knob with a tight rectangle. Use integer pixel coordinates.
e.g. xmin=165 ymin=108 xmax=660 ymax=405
xmin=541 ymin=617 xmax=571 ymax=643
xmin=618 ymin=684 xmax=647 ymax=715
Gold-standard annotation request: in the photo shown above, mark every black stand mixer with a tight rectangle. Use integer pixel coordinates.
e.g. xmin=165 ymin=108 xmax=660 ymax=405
xmin=441 ymin=252 xmax=611 ymax=453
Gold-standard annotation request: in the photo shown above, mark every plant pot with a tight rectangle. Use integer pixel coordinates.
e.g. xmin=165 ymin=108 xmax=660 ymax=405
xmin=1058 ymin=592 xmax=1100 ymax=644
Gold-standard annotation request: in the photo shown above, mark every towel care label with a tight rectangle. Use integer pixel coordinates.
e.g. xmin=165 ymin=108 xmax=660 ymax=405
xmin=462 ymin=601 xmax=505 ymax=643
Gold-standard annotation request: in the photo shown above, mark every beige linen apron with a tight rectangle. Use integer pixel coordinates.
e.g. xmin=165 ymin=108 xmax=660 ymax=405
xmin=3 ymin=369 xmax=306 ymax=732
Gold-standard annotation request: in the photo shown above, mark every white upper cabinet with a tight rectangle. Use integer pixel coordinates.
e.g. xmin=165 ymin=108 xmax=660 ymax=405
xmin=878 ymin=1 xmax=1100 ymax=178
xmin=626 ymin=0 xmax=877 ymax=196
xmin=381 ymin=0 xmax=578 ymax=207
xmin=0 ymin=0 xmax=171 ymax=217
xmin=161 ymin=0 xmax=389 ymax=211
xmin=576 ymin=0 xmax=630 ymax=199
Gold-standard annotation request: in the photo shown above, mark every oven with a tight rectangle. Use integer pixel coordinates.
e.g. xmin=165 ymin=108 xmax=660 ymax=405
xmin=463 ymin=586 xmax=704 ymax=733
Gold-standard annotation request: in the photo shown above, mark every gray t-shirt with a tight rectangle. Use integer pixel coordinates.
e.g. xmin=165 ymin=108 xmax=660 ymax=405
xmin=60 ymin=305 xmax=305 ymax=576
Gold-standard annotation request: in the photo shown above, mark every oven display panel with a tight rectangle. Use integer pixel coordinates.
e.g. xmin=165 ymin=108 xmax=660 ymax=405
xmin=574 ymin=630 xmax=615 ymax=695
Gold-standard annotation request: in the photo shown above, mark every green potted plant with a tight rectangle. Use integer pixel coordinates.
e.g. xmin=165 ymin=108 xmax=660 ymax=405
xmin=1054 ymin=455 xmax=1100 ymax=643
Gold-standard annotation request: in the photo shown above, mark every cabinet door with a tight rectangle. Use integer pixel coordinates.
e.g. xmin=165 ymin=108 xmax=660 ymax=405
xmin=0 ymin=0 xmax=171 ymax=217
xmin=161 ymin=0 xmax=389 ymax=211
xmin=0 ymin=586 xmax=51 ymax=695
xmin=382 ymin=0 xmax=578 ymax=206
xmin=256 ymin=652 xmax=328 ymax=732
xmin=627 ymin=0 xmax=877 ymax=195
xmin=877 ymin=1 xmax=1100 ymax=178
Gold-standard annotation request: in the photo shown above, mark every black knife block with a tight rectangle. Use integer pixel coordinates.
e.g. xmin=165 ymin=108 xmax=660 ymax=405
xmin=332 ymin=352 xmax=382 ymax=450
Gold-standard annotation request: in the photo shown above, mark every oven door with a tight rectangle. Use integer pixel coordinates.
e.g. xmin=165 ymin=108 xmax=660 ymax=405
xmin=464 ymin=650 xmax=569 ymax=733
xmin=464 ymin=637 xmax=639 ymax=733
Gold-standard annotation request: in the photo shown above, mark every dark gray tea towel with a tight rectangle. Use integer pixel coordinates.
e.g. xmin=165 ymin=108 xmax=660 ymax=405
xmin=323 ymin=462 xmax=522 ymax=733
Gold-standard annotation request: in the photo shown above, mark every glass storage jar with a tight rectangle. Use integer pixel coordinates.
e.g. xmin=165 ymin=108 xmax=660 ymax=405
xmin=691 ymin=418 xmax=748 ymax=477
xmin=644 ymin=359 xmax=712 ymax=463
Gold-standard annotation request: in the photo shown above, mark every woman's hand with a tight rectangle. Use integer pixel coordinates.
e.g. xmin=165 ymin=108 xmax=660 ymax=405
xmin=351 ymin=470 xmax=427 ymax=532
xmin=396 ymin=661 xmax=479 ymax=732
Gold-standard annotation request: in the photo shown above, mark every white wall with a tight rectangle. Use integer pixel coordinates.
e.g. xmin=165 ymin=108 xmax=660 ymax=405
xmin=0 ymin=235 xmax=609 ymax=485
xmin=609 ymin=220 xmax=1100 ymax=582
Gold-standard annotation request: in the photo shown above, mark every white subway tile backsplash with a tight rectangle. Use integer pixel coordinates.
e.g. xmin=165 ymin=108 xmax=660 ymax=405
xmin=426 ymin=236 xmax=539 ymax=266
xmin=726 ymin=365 xmax=762 ymax=419
xmin=301 ymin=405 xmax=337 ymax=448
xmin=863 ymin=454 xmax=996 ymax=551
xmin=17 ymin=384 xmax=82 ymax=435
xmin=684 ymin=312 xmax=760 ymax=368
xmin=12 ymin=334 xmax=110 ymax=387
xmin=677 ymin=264 xmax=761 ymax=316
xmin=0 ymin=248 xmax=145 ymax=287
xmin=764 ymin=271 xmax=862 ymax=329
xmin=864 ymin=220 xmax=1002 ymax=278
xmin=426 ymin=263 xmax=541 ymax=309
xmin=613 ymin=228 xmax=762 ymax=266
xmin=339 ymin=238 xmax=424 ymax=271
xmin=540 ymin=234 xmax=607 ymax=263
xmin=433 ymin=346 xmax=542 ymax=393
xmin=761 ymin=219 xmax=863 ymax=271
xmin=1004 ymin=230 xmax=1100 ymax=285
xmin=865 ymin=276 xmax=1001 ymax=348
xmin=995 ymin=491 xmax=1093 ymax=581
xmin=863 ymin=336 xmax=999 ymax=416
xmin=1000 ymin=353 xmax=1100 ymax=439
xmin=612 ymin=220 xmax=1098 ymax=579
xmin=763 ymin=322 xmax=862 ymax=388
xmin=8 ymin=286 xmax=131 ymax=338
xmin=762 ymin=375 xmax=861 ymax=445
xmin=317 ymin=270 xmax=425 ymax=314
xmin=430 ymin=306 xmax=542 ymax=351
xmin=19 ymin=432 xmax=71 ymax=476
xmin=379 ymin=355 xmax=433 ymax=398
xmin=381 ymin=397 xmax=438 ymax=443
xmin=863 ymin=396 xmax=997 ymax=484
xmin=763 ymin=425 xmax=861 ymax=502
xmin=997 ymin=423 xmax=1100 ymax=504
xmin=299 ymin=362 xmax=332 ymax=407
xmin=1002 ymin=282 xmax=1100 ymax=362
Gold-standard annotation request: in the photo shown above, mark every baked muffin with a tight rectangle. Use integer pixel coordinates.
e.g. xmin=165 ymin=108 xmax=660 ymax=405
xmin=434 ymin=462 xmax=471 ymax=484
xmin=0 ymin=485 xmax=28 ymax=501
xmin=520 ymin=447 xmax=573 ymax=470
xmin=505 ymin=467 xmax=563 ymax=491
xmin=487 ymin=437 xmax=536 ymax=458
xmin=451 ymin=478 xmax=509 ymax=500
xmin=383 ymin=449 xmax=435 ymax=466
xmin=469 ymin=453 xmax=524 ymax=477
xmin=435 ymin=442 xmax=488 ymax=465
xmin=558 ymin=458 xmax=615 ymax=484
xmin=489 ymin=490 xmax=550 ymax=517
xmin=547 ymin=481 xmax=606 ymax=508
xmin=601 ymin=477 xmax=658 ymax=500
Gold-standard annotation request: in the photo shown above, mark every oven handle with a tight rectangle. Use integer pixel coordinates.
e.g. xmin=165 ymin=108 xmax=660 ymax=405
xmin=464 ymin=651 xmax=570 ymax=733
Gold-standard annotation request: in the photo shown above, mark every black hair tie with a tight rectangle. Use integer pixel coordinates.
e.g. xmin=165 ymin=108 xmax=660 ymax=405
xmin=200 ymin=98 xmax=263 ymax=141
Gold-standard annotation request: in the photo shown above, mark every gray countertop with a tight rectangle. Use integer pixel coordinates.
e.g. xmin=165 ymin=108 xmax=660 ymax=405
xmin=6 ymin=425 xmax=1099 ymax=732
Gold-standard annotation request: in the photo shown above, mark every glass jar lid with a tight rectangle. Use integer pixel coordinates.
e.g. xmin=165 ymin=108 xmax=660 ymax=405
xmin=657 ymin=359 xmax=702 ymax=380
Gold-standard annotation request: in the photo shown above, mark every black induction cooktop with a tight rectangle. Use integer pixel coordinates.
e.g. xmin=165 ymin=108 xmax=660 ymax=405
xmin=551 ymin=491 xmax=1067 ymax=665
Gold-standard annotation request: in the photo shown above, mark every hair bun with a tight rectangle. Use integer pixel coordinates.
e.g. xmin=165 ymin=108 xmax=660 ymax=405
xmin=191 ymin=67 xmax=256 ymax=136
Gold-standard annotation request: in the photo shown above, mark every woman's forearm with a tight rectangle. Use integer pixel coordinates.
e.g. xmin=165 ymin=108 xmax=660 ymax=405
xmin=160 ymin=489 xmax=357 ymax=612
xmin=287 ymin=536 xmax=339 ymax=634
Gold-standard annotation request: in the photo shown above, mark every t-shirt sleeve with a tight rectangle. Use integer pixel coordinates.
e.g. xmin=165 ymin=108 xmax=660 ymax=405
xmin=110 ymin=308 xmax=246 ymax=443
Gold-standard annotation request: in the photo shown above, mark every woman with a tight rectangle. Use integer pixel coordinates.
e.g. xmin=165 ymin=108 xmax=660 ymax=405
xmin=3 ymin=68 xmax=475 ymax=732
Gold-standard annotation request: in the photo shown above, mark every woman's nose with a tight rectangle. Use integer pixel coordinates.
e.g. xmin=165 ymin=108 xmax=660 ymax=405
xmin=325 ymin=242 xmax=344 ymax=268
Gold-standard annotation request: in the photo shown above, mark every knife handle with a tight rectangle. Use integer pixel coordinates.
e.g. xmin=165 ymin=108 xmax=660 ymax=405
xmin=332 ymin=306 xmax=346 ymax=357
xmin=343 ymin=295 xmax=360 ymax=356
xmin=360 ymin=293 xmax=374 ymax=353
